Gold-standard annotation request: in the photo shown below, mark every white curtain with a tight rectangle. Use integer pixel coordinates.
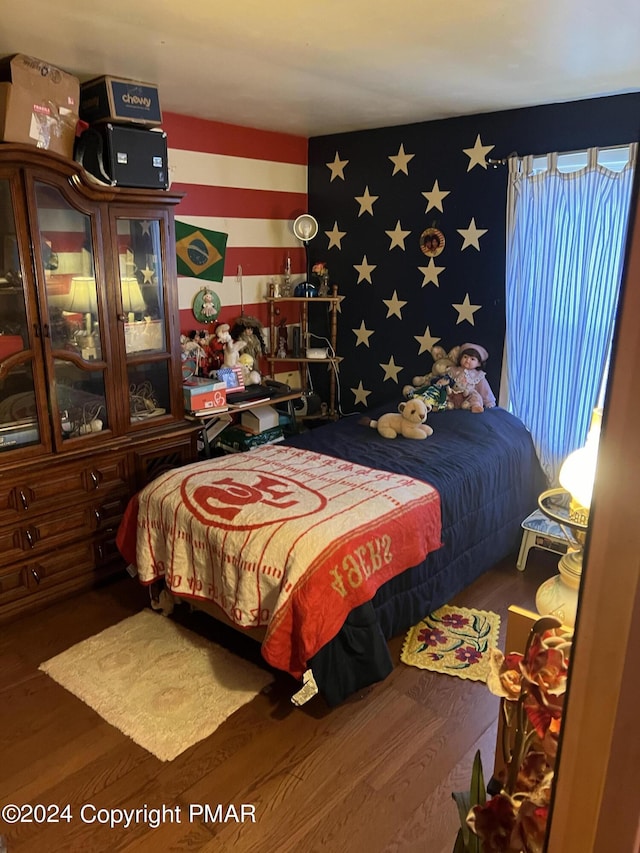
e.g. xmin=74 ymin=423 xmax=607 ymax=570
xmin=504 ymin=144 xmax=637 ymax=484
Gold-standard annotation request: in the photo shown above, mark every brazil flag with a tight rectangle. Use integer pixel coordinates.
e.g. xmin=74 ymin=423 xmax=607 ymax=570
xmin=175 ymin=221 xmax=228 ymax=282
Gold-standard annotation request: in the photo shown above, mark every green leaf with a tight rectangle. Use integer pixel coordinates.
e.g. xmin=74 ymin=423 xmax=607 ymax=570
xmin=470 ymin=749 xmax=487 ymax=807
xmin=452 ymin=790 xmax=472 ymax=846
xmin=452 ymin=827 xmax=466 ymax=853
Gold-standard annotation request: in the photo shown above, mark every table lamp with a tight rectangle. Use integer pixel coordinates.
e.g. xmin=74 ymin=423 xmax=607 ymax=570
xmin=120 ymin=276 xmax=146 ymax=321
xmin=292 ymin=213 xmax=319 ymax=297
xmin=536 ymin=408 xmax=602 ymax=627
xmin=67 ymin=276 xmax=98 ymax=334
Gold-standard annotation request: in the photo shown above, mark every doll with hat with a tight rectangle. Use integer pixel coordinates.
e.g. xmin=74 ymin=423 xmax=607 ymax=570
xmin=456 ymin=343 xmax=496 ymax=413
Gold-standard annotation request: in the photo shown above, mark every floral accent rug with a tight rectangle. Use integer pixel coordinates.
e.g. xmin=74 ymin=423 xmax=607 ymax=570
xmin=401 ymin=605 xmax=501 ymax=682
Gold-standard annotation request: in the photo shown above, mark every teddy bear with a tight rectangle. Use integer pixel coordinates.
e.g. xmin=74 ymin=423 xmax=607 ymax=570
xmin=368 ymin=398 xmax=433 ymax=439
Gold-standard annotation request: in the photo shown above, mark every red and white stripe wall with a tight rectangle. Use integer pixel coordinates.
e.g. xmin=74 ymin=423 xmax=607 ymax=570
xmin=161 ymin=112 xmax=308 ymax=342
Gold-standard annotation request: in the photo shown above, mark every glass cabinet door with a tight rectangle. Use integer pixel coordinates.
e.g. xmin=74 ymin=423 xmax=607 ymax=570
xmin=33 ymin=181 xmax=109 ymax=441
xmin=116 ymin=217 xmax=172 ymax=425
xmin=0 ymin=178 xmax=41 ymax=452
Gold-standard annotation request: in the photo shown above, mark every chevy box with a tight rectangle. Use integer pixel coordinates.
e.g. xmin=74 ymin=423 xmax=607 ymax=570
xmin=0 ymin=54 xmax=79 ymax=157
xmin=80 ymin=76 xmax=162 ymax=126
xmin=183 ymin=379 xmax=227 ymax=412
xmin=241 ymin=404 xmax=279 ymax=435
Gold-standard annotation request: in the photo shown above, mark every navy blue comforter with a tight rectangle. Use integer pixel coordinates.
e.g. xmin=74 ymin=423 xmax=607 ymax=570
xmin=284 ymin=406 xmax=546 ymax=703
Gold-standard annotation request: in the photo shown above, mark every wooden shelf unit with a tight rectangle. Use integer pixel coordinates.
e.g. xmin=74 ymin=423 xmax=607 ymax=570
xmin=266 ymin=286 xmax=341 ymax=420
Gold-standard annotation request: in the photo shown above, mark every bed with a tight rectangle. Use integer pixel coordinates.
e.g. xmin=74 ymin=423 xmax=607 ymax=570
xmin=116 ymin=405 xmax=546 ymax=705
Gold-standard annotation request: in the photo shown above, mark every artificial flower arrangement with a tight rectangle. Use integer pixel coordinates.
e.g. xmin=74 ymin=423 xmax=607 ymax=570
xmin=452 ymin=615 xmax=572 ymax=853
xmin=311 ymin=262 xmax=330 ymax=294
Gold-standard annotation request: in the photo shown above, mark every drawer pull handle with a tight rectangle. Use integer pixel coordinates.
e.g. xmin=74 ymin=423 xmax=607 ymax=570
xmin=25 ymin=528 xmax=35 ymax=548
xmin=19 ymin=490 xmax=29 ymax=510
xmin=31 ymin=567 xmax=41 ymax=584
xmin=90 ymin=471 xmax=99 ymax=488
xmin=94 ymin=508 xmax=102 ymax=524
xmin=97 ymin=544 xmax=104 ymax=560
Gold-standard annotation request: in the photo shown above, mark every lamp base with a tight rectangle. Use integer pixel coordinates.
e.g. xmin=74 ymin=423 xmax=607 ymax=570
xmin=535 ymin=549 xmax=582 ymax=628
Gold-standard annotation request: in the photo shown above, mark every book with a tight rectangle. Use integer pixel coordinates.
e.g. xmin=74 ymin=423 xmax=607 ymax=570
xmin=227 ymin=397 xmax=271 ymax=409
xmin=185 ymin=406 xmax=229 ymax=418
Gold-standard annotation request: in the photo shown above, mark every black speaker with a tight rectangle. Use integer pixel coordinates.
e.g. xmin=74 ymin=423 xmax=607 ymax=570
xmin=75 ymin=123 xmax=169 ymax=189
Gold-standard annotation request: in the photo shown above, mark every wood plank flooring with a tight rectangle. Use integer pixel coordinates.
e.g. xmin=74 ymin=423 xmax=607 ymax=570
xmin=0 ymin=549 xmax=557 ymax=853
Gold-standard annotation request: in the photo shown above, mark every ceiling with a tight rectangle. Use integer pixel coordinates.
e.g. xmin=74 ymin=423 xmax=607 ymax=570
xmin=2 ymin=0 xmax=639 ymax=138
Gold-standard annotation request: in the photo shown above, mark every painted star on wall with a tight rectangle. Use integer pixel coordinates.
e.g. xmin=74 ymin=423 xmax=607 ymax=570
xmin=453 ymin=293 xmax=481 ymax=325
xmin=457 ymin=218 xmax=488 ymax=251
xmin=379 ymin=356 xmax=403 ymax=382
xmin=354 ymin=255 xmax=377 ymax=283
xmin=325 ymin=222 xmax=347 ymax=249
xmin=383 ymin=290 xmax=408 ymax=319
xmin=418 ymin=258 xmax=446 ymax=288
xmin=326 ymin=152 xmax=349 ymax=181
xmin=385 ymin=221 xmax=411 ymax=251
xmin=352 ymin=321 xmax=375 ymax=347
xmin=389 ymin=144 xmax=415 ymax=176
xmin=462 ymin=134 xmax=495 ymax=171
xmin=421 ymin=180 xmax=451 ymax=213
xmin=355 ymin=186 xmax=379 ymax=217
xmin=414 ymin=326 xmax=441 ymax=355
xmin=351 ymin=381 xmax=372 ymax=406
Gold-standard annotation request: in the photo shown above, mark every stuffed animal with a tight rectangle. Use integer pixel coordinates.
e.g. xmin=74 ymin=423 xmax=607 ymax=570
xmin=402 ymin=345 xmax=461 ymax=398
xmin=216 ymin=323 xmax=246 ymax=367
xmin=239 ymin=352 xmax=261 ymax=385
xmin=403 ymin=343 xmax=496 ymax=413
xmin=368 ymin=398 xmax=433 ymax=439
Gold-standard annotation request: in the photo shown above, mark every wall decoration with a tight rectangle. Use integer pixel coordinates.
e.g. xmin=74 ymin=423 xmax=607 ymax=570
xmin=175 ymin=221 xmax=228 ymax=281
xmin=420 ymin=227 xmax=446 ymax=258
xmin=192 ymin=286 xmax=221 ymax=323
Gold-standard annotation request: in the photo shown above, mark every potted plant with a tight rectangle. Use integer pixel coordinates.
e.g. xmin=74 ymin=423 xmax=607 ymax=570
xmin=452 ymin=615 xmax=572 ymax=852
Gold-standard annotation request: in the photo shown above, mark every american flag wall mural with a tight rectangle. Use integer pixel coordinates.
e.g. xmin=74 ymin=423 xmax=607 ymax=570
xmin=161 ymin=112 xmax=308 ymax=347
xmin=307 ymin=93 xmax=640 ymax=412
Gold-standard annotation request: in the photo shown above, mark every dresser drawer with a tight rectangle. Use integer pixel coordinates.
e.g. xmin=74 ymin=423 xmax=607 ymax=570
xmin=0 ymin=452 xmax=130 ymax=525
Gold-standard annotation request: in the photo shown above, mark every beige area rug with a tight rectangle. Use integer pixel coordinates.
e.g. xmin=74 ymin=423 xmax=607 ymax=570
xmin=39 ymin=609 xmax=273 ymax=761
xmin=401 ymin=605 xmax=501 ymax=683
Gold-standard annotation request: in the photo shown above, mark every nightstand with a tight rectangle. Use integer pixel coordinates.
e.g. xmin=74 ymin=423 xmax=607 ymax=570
xmin=516 ymin=508 xmax=570 ymax=571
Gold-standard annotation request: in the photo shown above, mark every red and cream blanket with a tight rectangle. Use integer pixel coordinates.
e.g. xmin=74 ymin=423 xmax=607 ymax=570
xmin=119 ymin=445 xmax=442 ymax=678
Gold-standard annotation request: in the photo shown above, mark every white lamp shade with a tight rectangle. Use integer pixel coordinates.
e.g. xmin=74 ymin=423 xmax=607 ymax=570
xmin=67 ymin=276 xmax=98 ymax=314
xmin=121 ymin=276 xmax=146 ymax=314
xmin=559 ymin=408 xmax=602 ymax=509
xmin=293 ymin=214 xmax=319 ymax=243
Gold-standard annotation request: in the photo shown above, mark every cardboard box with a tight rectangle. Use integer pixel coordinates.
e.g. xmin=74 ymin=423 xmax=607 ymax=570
xmin=241 ymin=405 xmax=279 ymax=435
xmin=0 ymin=54 xmax=79 ymax=157
xmin=183 ymin=379 xmax=227 ymax=412
xmin=80 ymin=76 xmax=162 ymax=127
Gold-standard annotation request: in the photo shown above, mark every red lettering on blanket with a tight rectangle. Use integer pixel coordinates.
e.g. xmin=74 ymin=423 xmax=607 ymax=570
xmin=192 ymin=474 xmax=298 ymax=522
xmin=329 ymin=535 xmax=393 ymax=598
xmin=180 ymin=465 xmax=327 ymax=530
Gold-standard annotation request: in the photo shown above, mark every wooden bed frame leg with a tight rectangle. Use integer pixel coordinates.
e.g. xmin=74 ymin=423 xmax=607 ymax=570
xmin=291 ymin=669 xmax=319 ymax=706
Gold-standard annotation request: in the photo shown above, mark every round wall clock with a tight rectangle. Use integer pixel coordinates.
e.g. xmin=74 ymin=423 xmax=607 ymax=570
xmin=192 ymin=286 xmax=221 ymax=323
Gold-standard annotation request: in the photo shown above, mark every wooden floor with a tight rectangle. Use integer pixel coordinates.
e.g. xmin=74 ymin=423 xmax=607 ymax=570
xmin=0 ymin=549 xmax=557 ymax=853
